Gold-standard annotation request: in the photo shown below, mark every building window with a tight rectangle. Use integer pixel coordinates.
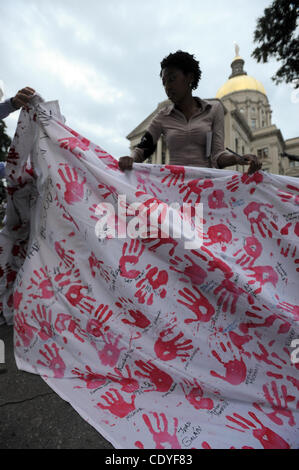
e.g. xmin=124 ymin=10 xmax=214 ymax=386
xmin=242 ymin=146 xmax=245 ymax=155
xmin=251 ymin=119 xmax=256 ymax=129
xmin=235 ymin=138 xmax=239 ymax=154
xmin=257 ymin=148 xmax=269 ymax=158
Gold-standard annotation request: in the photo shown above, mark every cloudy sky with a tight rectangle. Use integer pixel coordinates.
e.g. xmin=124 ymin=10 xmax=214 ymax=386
xmin=1 ymin=0 xmax=298 ymax=158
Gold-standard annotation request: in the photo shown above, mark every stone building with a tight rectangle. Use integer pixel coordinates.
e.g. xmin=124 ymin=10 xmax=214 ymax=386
xmin=127 ymin=48 xmax=299 ymax=177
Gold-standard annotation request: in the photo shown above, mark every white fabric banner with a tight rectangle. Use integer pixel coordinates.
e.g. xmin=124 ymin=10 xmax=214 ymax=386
xmin=0 ymin=97 xmax=298 ymax=449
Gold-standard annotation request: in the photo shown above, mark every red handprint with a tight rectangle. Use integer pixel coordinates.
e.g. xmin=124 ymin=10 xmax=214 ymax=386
xmin=169 ymin=253 xmax=207 ymax=285
xmin=27 ymin=267 xmax=54 ymax=300
xmin=253 ymin=342 xmax=286 ymax=370
xmin=54 ymin=239 xmax=75 ymax=268
xmin=37 ymin=343 xmax=66 ymax=378
xmin=277 ymin=184 xmax=299 ymax=205
xmin=226 ymin=174 xmax=240 ymax=193
xmin=179 ymin=179 xmax=213 ymax=204
xmin=58 ymin=132 xmax=90 ymax=159
xmin=241 ymin=171 xmax=264 ymax=193
xmin=180 ymin=378 xmax=214 ymax=410
xmin=276 ymin=301 xmax=299 ymax=321
xmin=115 ymin=297 xmax=150 ymax=329
xmin=160 ymin=165 xmax=185 ymax=187
xmin=233 ymin=236 xmax=262 ymax=268
xmin=119 ymin=239 xmax=145 ymax=279
xmin=107 ymin=365 xmax=139 ymax=393
xmin=208 ymin=190 xmax=228 ymax=209
xmin=15 ymin=312 xmax=38 ymax=347
xmin=65 ymin=281 xmax=96 ymax=315
xmin=6 ymin=147 xmax=19 ymax=166
xmin=210 ymin=340 xmax=247 ymax=385
xmin=253 ymin=381 xmax=296 ymax=427
xmin=244 ymin=202 xmax=278 ymax=238
xmin=154 ymin=320 xmax=193 ymax=361
xmin=94 ymin=148 xmax=119 ymax=171
xmin=72 ymin=365 xmax=106 ymax=389
xmin=57 ymin=165 xmax=86 ymax=205
xmin=225 ymin=411 xmax=290 ymax=449
xmin=31 ymin=304 xmax=53 ymax=341
xmin=134 ymin=360 xmax=173 ymax=393
xmin=141 ymin=234 xmax=178 ymax=257
xmin=135 ymin=264 xmax=168 ymax=305
xmin=86 ymin=304 xmax=113 ymax=338
xmin=245 ymin=265 xmax=279 ymax=294
xmin=142 ymin=412 xmax=181 ymax=449
xmin=214 ymin=278 xmax=244 ymax=315
xmin=203 ymin=224 xmax=232 ymax=251
xmin=177 ymin=286 xmax=215 ymax=324
xmin=97 ymin=388 xmax=136 ymax=418
xmin=88 ymin=252 xmax=111 ymax=282
xmin=136 ymin=168 xmax=163 ymax=196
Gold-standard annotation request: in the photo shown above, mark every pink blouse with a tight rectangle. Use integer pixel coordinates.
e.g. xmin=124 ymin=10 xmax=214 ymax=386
xmin=131 ymin=97 xmax=233 ymax=168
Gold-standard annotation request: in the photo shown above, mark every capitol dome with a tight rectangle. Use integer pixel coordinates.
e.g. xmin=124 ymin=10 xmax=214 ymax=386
xmin=216 ymin=45 xmax=267 ymax=99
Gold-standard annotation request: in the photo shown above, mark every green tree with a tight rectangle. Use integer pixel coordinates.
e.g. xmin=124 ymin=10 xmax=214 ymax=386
xmin=0 ymin=119 xmax=11 ymax=162
xmin=252 ymin=0 xmax=299 ymax=88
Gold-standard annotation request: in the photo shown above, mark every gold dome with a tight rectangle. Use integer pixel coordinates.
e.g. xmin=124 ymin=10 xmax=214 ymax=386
xmin=216 ymin=75 xmax=267 ymax=99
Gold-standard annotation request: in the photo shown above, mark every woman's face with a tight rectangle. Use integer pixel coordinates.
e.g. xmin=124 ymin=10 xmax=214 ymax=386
xmin=161 ymin=66 xmax=193 ymax=104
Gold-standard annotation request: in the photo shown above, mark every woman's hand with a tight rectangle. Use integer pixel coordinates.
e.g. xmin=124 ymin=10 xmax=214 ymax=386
xmin=118 ymin=156 xmax=134 ymax=171
xmin=237 ymin=154 xmax=262 ymax=175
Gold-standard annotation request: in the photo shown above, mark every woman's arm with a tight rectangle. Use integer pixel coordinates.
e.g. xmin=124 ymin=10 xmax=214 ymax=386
xmin=211 ymin=101 xmax=262 ymax=174
xmin=119 ymin=111 xmax=163 ymax=171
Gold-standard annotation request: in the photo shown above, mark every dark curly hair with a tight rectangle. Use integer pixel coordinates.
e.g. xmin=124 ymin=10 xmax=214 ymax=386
xmin=160 ymin=50 xmax=202 ymax=90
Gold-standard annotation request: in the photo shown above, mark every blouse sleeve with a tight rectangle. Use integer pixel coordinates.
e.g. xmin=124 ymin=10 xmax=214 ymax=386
xmin=210 ymin=101 xmax=233 ymax=169
xmin=131 ymin=110 xmax=163 ymax=162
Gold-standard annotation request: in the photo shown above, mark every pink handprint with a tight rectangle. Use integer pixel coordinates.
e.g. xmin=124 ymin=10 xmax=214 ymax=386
xmin=180 ymin=378 xmax=214 ymax=410
xmin=119 ymin=239 xmax=145 ymax=279
xmin=58 ymin=165 xmax=86 ymax=205
xmin=93 ymin=332 xmax=126 ymax=367
xmin=142 ymin=412 xmax=181 ymax=449
xmin=134 ymin=360 xmax=173 ymax=393
xmin=154 ymin=320 xmax=193 ymax=361
xmin=233 ymin=236 xmax=262 ymax=268
xmin=225 ymin=411 xmax=290 ymax=449
xmin=115 ymin=297 xmax=150 ymax=329
xmin=177 ymin=286 xmax=215 ymax=324
xmin=160 ymin=165 xmax=185 ymax=187
xmin=55 ymin=313 xmax=86 ymax=343
xmin=135 ymin=264 xmax=168 ymax=305
xmin=97 ymin=388 xmax=136 ymax=418
xmin=86 ymin=304 xmax=113 ymax=338
xmin=31 ymin=304 xmax=53 ymax=341
xmin=253 ymin=381 xmax=296 ymax=427
xmin=37 ymin=343 xmax=66 ymax=378
xmin=72 ymin=365 xmax=106 ymax=389
xmin=15 ymin=312 xmax=38 ymax=347
xmin=107 ymin=365 xmax=139 ymax=393
xmin=58 ymin=131 xmax=90 ymax=159
xmin=244 ymin=202 xmax=278 ymax=238
xmin=210 ymin=340 xmax=247 ymax=385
